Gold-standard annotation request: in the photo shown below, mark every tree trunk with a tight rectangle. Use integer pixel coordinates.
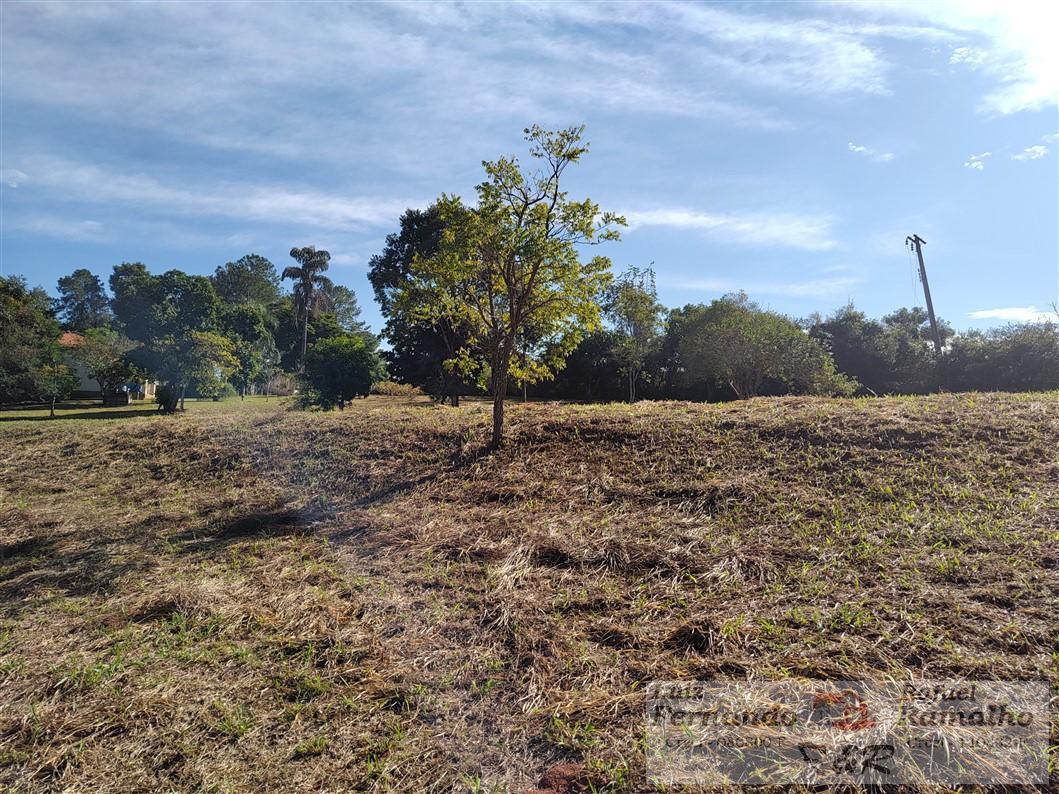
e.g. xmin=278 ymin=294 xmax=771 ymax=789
xmin=490 ymin=361 xmax=509 ymax=449
xmin=179 ymin=383 xmax=186 ymax=411
xmin=301 ymin=311 xmax=309 ymax=365
xmin=522 ymin=379 xmax=527 ymax=403
xmin=628 ymin=370 xmax=635 ymax=403
xmin=491 ymin=391 xmax=504 ymax=449
xmin=50 ymin=393 xmax=56 ymax=418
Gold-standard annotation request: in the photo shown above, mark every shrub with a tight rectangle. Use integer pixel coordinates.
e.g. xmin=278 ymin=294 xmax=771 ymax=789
xmin=301 ymin=335 xmax=386 ymax=409
xmin=370 ymin=380 xmax=422 ymax=397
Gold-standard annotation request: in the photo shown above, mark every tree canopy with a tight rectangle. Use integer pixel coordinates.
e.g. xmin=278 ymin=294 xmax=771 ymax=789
xmin=55 ymin=268 xmax=111 ymax=331
xmin=398 ymin=125 xmax=624 ymax=446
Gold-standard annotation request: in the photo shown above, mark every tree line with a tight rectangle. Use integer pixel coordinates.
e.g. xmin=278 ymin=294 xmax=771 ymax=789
xmin=3 ymin=125 xmax=1057 ymax=444
xmin=2 ymin=249 xmax=383 ymax=416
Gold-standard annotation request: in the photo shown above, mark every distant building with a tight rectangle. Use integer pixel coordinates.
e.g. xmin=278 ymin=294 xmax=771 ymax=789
xmin=58 ymin=332 xmax=156 ymax=405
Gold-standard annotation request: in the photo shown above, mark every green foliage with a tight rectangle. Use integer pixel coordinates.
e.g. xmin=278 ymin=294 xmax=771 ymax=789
xmin=211 ymin=254 xmax=280 ymax=306
xmin=55 ymin=268 xmax=112 ymax=331
xmin=300 ymin=335 xmax=386 ymax=410
xmin=604 ymin=266 xmax=663 ymax=401
xmin=282 ymin=246 xmax=334 ymax=364
xmin=111 ymin=265 xmax=230 ymax=408
xmin=944 ymin=322 xmax=1059 ymax=391
xmin=398 ymin=125 xmax=624 ymax=445
xmin=809 ymin=304 xmax=955 ymax=395
xmin=322 ymin=283 xmax=369 ymax=335
xmin=184 ymin=331 xmax=240 ymax=400
xmin=368 ymin=206 xmax=472 ymax=404
xmin=680 ymin=293 xmax=855 ymax=399
xmin=221 ymin=304 xmax=278 ymax=397
xmin=32 ymin=347 xmax=79 ymax=415
xmin=1 ymin=276 xmax=62 ymax=405
xmin=75 ymin=327 xmax=140 ymax=396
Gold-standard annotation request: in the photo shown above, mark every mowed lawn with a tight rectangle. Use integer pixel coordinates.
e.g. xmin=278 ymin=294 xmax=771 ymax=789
xmin=1 ymin=394 xmax=1056 ymax=790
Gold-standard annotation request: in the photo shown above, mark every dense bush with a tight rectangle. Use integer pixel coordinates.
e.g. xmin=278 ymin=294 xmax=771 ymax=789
xmin=300 ymin=335 xmax=387 ymax=409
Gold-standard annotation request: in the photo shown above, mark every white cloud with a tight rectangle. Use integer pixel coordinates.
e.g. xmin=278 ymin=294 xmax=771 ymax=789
xmin=9 ymin=216 xmax=104 ymax=241
xmin=923 ymin=3 xmax=1058 ymax=115
xmin=677 ymin=274 xmax=862 ymax=298
xmin=969 ymin=306 xmax=1056 ymax=322
xmin=1 ymin=169 xmax=27 ymax=188
xmin=9 ymin=155 xmax=421 ymax=231
xmin=848 ymin=141 xmax=895 ymax=162
xmin=963 ymin=151 xmax=991 ymax=170
xmin=949 ymin=46 xmax=989 ymax=67
xmin=1011 ymin=144 xmax=1049 ymax=160
xmin=626 ymin=208 xmax=837 ymax=251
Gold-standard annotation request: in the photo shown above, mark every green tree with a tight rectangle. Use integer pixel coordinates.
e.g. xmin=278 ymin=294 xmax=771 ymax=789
xmin=109 ymin=262 xmax=157 ymax=342
xmin=0 ymin=276 xmax=65 ymax=407
xmin=186 ymin=331 xmax=239 ymax=400
xmin=113 ymin=266 xmax=224 ymax=410
xmin=301 ymin=335 xmax=386 ymax=410
xmin=808 ymin=304 xmax=893 ymax=395
xmin=211 ymin=254 xmax=281 ymax=306
xmin=55 ymin=268 xmax=112 ymax=331
xmin=402 ymin=125 xmax=624 ymax=446
xmin=681 ymin=294 xmax=854 ymax=399
xmin=944 ymin=322 xmax=1059 ymax=392
xmin=368 ymin=206 xmax=472 ymax=405
xmin=221 ymin=304 xmax=278 ymax=397
xmin=74 ymin=328 xmax=140 ymax=403
xmin=321 ymin=283 xmax=370 ymax=335
xmin=33 ymin=341 xmax=79 ymax=418
xmin=282 ymin=246 xmax=334 ymax=364
xmin=879 ymin=307 xmax=952 ymax=394
xmin=604 ymin=266 xmax=663 ymax=402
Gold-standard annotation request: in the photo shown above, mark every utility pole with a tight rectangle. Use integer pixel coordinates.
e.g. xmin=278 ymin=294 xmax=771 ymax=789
xmin=905 ymin=234 xmax=943 ymax=355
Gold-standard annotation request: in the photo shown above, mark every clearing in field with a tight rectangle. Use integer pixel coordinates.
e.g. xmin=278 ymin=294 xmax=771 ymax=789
xmin=1 ymin=394 xmax=1056 ymax=790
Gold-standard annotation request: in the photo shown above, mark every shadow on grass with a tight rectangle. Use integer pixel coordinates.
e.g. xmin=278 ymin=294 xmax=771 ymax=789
xmin=0 ymin=409 xmax=160 ymax=422
xmin=0 ymin=522 xmax=160 ymax=619
xmin=173 ymin=507 xmax=328 ymax=554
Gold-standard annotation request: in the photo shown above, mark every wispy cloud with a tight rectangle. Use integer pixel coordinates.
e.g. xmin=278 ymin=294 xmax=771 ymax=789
xmin=676 ymin=274 xmax=862 ymax=298
xmin=8 ymin=215 xmax=105 ymax=242
xmin=963 ymin=152 xmax=991 ymax=171
xmin=1 ymin=169 xmax=27 ymax=188
xmin=8 ymin=155 xmax=421 ymax=232
xmin=626 ymin=208 xmax=837 ymax=251
xmin=969 ymin=306 xmax=1056 ymax=322
xmin=1011 ymin=144 xmax=1049 ymax=160
xmin=848 ymin=141 xmax=895 ymax=162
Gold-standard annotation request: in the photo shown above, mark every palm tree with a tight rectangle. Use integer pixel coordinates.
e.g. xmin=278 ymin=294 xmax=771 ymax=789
xmin=282 ymin=246 xmax=334 ymax=364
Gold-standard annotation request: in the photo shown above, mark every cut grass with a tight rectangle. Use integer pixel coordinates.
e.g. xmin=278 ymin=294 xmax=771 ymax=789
xmin=0 ymin=392 xmax=1056 ymax=790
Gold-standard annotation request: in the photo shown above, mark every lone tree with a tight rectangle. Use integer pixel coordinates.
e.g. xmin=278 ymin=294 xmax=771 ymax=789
xmin=401 ymin=125 xmax=623 ymax=447
xmin=604 ymin=266 xmax=663 ymax=402
xmin=301 ymin=335 xmax=385 ymax=410
xmin=283 ymin=246 xmax=334 ymax=364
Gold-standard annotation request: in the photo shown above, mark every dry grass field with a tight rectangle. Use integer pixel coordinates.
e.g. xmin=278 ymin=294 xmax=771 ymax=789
xmin=1 ymin=394 xmax=1056 ymax=791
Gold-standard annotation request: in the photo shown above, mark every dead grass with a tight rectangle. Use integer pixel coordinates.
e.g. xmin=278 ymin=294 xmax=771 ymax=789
xmin=0 ymin=392 xmax=1056 ymax=791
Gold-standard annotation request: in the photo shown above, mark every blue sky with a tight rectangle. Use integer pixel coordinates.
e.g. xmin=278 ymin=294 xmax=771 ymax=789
xmin=2 ymin=1 xmax=1057 ymax=332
